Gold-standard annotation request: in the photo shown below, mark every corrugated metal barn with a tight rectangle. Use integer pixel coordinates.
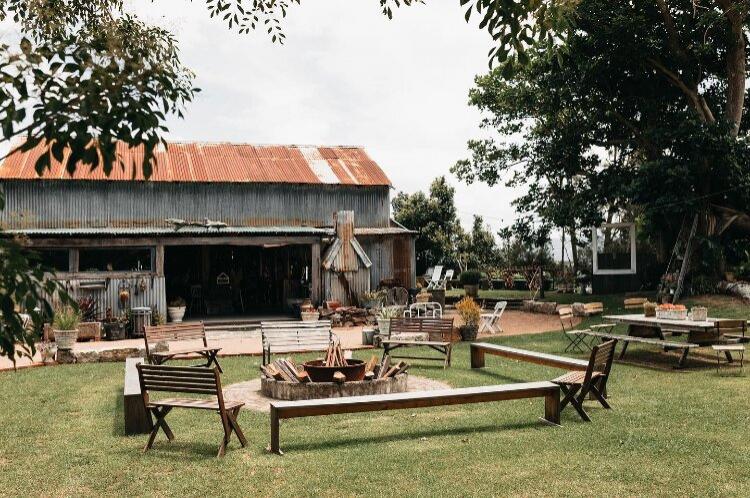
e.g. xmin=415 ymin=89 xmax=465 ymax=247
xmin=0 ymin=141 xmax=416 ymax=318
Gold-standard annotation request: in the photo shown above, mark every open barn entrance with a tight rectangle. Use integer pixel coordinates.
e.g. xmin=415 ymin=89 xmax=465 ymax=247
xmin=164 ymin=244 xmax=312 ymax=318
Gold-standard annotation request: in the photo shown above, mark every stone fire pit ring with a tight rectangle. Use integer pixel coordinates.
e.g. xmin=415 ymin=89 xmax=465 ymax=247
xmin=261 ymin=373 xmax=408 ymax=400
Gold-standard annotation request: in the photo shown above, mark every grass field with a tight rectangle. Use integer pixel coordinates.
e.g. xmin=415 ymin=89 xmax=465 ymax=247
xmin=0 ymin=295 xmax=748 ymax=496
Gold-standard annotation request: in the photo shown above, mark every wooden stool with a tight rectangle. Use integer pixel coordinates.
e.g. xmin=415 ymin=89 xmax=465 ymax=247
xmin=711 ymin=344 xmax=745 ymax=374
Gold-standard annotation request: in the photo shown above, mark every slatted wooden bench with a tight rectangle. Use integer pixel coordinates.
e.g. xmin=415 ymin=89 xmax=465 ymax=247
xmin=269 ymin=381 xmax=561 ymax=454
xmin=144 ymin=322 xmax=222 ymax=372
xmin=579 ymin=330 xmax=699 ymax=368
xmin=123 ymin=357 xmax=153 ymax=435
xmin=381 ymin=317 xmax=455 ymax=368
xmin=136 ymin=364 xmax=247 ymax=457
xmin=470 ymin=343 xmax=589 ymax=371
xmin=261 ymin=320 xmax=333 ymax=365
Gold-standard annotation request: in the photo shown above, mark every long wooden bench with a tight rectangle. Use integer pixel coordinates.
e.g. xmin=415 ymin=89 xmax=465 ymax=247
xmin=123 ymin=357 xmax=153 ymax=435
xmin=144 ymin=322 xmax=222 ymax=372
xmin=269 ymin=381 xmax=561 ymax=454
xmin=381 ymin=317 xmax=455 ymax=368
xmin=470 ymin=343 xmax=589 ymax=371
xmin=261 ymin=320 xmax=333 ymax=365
xmin=579 ymin=330 xmax=699 ymax=368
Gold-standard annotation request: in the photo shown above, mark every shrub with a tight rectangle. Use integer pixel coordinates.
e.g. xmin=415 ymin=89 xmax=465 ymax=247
xmin=456 ymin=297 xmax=481 ymax=328
xmin=378 ymin=305 xmax=402 ymax=320
xmin=52 ymin=306 xmax=81 ymax=331
xmin=459 ymin=270 xmax=482 ymax=286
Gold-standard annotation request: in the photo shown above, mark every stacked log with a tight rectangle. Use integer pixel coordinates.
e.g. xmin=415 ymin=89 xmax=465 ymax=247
xmin=319 ymin=306 xmax=373 ymax=327
xmin=260 ymin=358 xmax=310 ymax=383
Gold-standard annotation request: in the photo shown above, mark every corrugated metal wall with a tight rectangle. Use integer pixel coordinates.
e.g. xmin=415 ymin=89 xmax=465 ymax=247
xmin=59 ymin=275 xmax=167 ymax=319
xmin=0 ymin=181 xmax=391 ymax=229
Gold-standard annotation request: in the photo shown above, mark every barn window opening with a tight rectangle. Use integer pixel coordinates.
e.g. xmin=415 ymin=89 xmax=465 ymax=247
xmin=34 ymin=249 xmax=70 ymax=272
xmin=79 ymin=248 xmax=153 ymax=272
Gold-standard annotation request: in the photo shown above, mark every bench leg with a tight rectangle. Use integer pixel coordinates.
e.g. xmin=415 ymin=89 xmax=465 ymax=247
xmin=470 ymin=345 xmax=485 ymax=369
xmin=217 ymin=406 xmax=247 ymax=457
xmin=675 ymin=348 xmax=690 ymax=369
xmin=618 ymin=341 xmax=629 ymax=360
xmin=544 ymin=388 xmax=561 ymax=425
xmin=444 ymin=344 xmax=452 ymax=369
xmin=269 ymin=405 xmax=282 ymax=455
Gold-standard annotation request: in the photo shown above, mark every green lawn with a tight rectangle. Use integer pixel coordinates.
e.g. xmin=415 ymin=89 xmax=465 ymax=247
xmin=1 ymin=295 xmax=748 ymax=496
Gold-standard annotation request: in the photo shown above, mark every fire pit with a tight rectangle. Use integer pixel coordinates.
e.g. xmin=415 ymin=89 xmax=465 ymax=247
xmin=302 ymin=359 xmax=366 ymax=382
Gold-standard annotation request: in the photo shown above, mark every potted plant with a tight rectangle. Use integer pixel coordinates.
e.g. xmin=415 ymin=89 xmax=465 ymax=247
xmin=167 ymin=297 xmax=187 ymax=323
xmin=360 ymin=290 xmax=385 ymax=309
xmin=52 ymin=306 xmax=81 ymax=350
xmin=377 ymin=305 xmax=402 ymax=337
xmin=460 ymin=270 xmax=482 ymax=298
xmin=456 ymin=296 xmax=481 ymax=341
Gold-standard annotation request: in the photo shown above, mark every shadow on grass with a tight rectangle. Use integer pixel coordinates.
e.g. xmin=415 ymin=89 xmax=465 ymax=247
xmin=112 ymin=387 xmax=127 ymax=437
xmin=470 ymin=369 xmax=530 ymax=384
xmin=278 ymin=419 xmax=568 ymax=453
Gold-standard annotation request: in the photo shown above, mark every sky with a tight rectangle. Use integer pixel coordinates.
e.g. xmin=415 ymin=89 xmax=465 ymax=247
xmin=127 ymin=0 xmax=523 ymax=235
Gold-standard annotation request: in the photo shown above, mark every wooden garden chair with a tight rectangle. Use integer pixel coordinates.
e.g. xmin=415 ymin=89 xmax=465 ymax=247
xmin=136 ymin=364 xmax=247 ymax=457
xmin=479 ymin=301 xmax=507 ymax=334
xmin=552 ymin=340 xmax=617 ymax=422
xmin=559 ymin=307 xmax=589 ymax=353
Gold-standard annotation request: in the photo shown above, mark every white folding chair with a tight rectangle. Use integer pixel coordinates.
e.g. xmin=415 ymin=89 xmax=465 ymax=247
xmin=478 ymin=301 xmax=507 ymax=334
xmin=426 ymin=265 xmax=444 ymax=290
xmin=438 ymin=269 xmax=454 ymax=290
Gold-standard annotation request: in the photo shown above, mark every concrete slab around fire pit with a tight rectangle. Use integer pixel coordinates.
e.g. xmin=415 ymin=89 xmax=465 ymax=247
xmin=224 ymin=375 xmax=451 ymax=413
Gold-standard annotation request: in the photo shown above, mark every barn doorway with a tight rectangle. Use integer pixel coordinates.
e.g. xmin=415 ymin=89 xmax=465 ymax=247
xmin=164 ymin=244 xmax=312 ymax=317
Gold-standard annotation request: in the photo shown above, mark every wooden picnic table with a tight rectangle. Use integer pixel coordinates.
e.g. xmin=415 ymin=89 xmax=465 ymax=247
xmin=602 ymin=314 xmax=727 ymax=343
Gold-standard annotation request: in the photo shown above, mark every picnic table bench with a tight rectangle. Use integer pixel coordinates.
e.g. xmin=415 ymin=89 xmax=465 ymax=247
xmin=269 ymin=381 xmax=561 ymax=454
xmin=144 ymin=322 xmax=222 ymax=372
xmin=261 ymin=320 xmax=333 ymax=365
xmin=381 ymin=318 xmax=455 ymax=368
xmin=579 ymin=330 xmax=699 ymax=368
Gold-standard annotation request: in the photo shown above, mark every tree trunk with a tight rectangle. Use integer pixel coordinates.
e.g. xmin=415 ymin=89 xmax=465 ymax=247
xmin=569 ymin=227 xmax=580 ymax=277
xmin=724 ymin=15 xmax=746 ymax=137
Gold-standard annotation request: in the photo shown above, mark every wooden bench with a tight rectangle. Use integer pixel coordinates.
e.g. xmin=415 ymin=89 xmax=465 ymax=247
xmin=381 ymin=318 xmax=455 ymax=368
xmin=261 ymin=320 xmax=333 ymax=365
xmin=269 ymin=381 xmax=561 ymax=454
xmin=144 ymin=322 xmax=222 ymax=372
xmin=624 ymin=297 xmax=649 ymax=310
xmin=136 ymin=364 xmax=247 ymax=457
xmin=123 ymin=357 xmax=153 ymax=435
xmin=470 ymin=343 xmax=589 ymax=371
xmin=579 ymin=330 xmax=699 ymax=368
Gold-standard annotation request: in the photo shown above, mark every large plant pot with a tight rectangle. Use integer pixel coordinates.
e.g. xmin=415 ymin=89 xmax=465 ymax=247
xmin=54 ymin=329 xmax=78 ymax=350
xmin=301 ymin=311 xmax=320 ymax=321
xmin=103 ymin=322 xmax=127 ymax=341
xmin=167 ymin=306 xmax=186 ymax=323
xmin=377 ymin=318 xmax=391 ymax=337
xmin=459 ymin=325 xmax=478 ymax=342
xmin=464 ymin=285 xmax=479 ymax=298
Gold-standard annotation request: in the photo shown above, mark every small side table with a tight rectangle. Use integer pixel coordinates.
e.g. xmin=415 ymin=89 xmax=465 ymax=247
xmin=711 ymin=344 xmax=745 ymax=374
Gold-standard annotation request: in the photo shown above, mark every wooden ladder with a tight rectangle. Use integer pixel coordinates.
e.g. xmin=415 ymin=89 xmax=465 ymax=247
xmin=658 ymin=213 xmax=699 ymax=303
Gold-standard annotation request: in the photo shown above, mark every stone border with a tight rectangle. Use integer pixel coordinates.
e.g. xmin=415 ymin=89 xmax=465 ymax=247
xmin=261 ymin=373 xmax=408 ymax=400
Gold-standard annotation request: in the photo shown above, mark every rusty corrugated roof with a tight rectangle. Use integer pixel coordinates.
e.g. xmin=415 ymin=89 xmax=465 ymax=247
xmin=0 ymin=140 xmax=391 ymax=186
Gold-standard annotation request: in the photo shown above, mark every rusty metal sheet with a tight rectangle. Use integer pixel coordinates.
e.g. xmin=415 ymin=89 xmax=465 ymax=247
xmin=0 ymin=141 xmax=392 ymax=186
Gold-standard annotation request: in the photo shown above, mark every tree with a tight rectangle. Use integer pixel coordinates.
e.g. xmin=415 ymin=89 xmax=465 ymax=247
xmin=392 ymin=177 xmax=463 ymax=275
xmin=454 ymin=0 xmax=750 ymax=279
xmin=455 ymin=215 xmax=500 ymax=271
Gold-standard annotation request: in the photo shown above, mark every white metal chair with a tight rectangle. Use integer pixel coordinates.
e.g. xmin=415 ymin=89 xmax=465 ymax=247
xmin=478 ymin=301 xmax=506 ymax=334
xmin=404 ymin=302 xmax=443 ymax=318
xmin=426 ymin=265 xmax=444 ymax=290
